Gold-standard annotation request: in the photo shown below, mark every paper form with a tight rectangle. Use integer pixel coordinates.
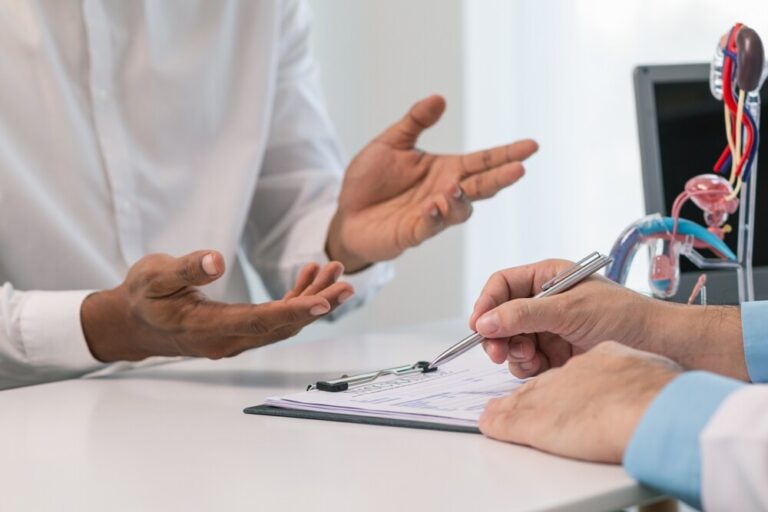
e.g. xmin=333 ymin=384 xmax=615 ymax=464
xmin=264 ymin=346 xmax=526 ymax=427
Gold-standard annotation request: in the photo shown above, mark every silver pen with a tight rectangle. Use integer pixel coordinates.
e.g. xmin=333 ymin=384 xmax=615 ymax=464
xmin=426 ymin=252 xmax=612 ymax=370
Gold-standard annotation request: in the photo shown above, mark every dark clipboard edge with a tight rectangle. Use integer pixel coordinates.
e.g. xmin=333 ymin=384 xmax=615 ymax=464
xmin=244 ymin=404 xmax=481 ymax=434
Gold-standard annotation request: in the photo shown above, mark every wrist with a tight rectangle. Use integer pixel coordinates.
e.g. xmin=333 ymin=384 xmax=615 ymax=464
xmin=649 ymin=302 xmax=747 ymax=378
xmin=325 ymin=211 xmax=370 ymax=273
xmin=620 ymin=365 xmax=680 ymax=452
xmin=81 ymin=288 xmax=148 ymax=362
xmin=605 ymin=348 xmax=682 ymax=460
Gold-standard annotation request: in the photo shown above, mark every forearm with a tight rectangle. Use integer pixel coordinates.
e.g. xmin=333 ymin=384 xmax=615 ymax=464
xmin=646 ymin=303 xmax=747 ymax=380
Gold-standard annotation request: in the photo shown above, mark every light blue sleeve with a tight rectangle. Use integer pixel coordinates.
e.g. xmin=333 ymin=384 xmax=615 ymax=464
xmin=741 ymin=300 xmax=768 ymax=382
xmin=623 ymin=371 xmax=744 ymax=509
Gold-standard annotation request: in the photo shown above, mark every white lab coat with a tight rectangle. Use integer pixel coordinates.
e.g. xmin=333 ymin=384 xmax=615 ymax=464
xmin=0 ymin=1 xmax=392 ymax=389
xmin=702 ymin=385 xmax=768 ymax=510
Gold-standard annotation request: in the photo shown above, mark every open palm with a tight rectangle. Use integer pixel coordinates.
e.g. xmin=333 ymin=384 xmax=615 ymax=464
xmin=327 ymin=95 xmax=538 ymax=270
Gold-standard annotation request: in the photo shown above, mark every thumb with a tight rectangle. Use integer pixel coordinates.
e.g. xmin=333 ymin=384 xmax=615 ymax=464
xmin=144 ymin=250 xmax=225 ymax=297
xmin=377 ymin=94 xmax=446 ymax=149
xmin=475 ymin=296 xmax=564 ymax=339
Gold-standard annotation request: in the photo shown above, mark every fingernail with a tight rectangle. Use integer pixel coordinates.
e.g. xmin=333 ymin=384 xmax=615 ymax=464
xmin=334 ymin=266 xmax=343 ymax=280
xmin=509 ymin=342 xmax=524 ymax=359
xmin=519 ymin=361 xmax=534 ymax=371
xmin=202 ymin=253 xmax=218 ymax=276
xmin=453 ymin=185 xmax=463 ymax=200
xmin=338 ymin=290 xmax=353 ymax=304
xmin=310 ymin=304 xmax=330 ymax=316
xmin=430 ymin=206 xmax=440 ymax=218
xmin=476 ymin=312 xmax=499 ymax=335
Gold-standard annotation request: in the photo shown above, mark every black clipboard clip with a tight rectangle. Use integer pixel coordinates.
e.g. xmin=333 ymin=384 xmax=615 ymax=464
xmin=307 ymin=361 xmax=438 ymax=392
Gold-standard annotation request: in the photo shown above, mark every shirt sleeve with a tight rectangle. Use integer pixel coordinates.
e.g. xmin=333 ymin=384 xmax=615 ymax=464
xmin=241 ymin=0 xmax=393 ymax=312
xmin=700 ymin=385 xmax=768 ymax=511
xmin=0 ymin=283 xmax=104 ymax=389
xmin=623 ymin=371 xmax=745 ymax=509
xmin=740 ymin=300 xmax=768 ymax=382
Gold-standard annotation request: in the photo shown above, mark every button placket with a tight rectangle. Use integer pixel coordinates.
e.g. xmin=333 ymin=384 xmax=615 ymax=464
xmin=82 ymin=0 xmax=143 ymax=265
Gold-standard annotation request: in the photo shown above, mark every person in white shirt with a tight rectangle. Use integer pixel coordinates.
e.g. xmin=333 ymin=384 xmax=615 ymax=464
xmin=0 ymin=1 xmax=538 ymax=389
xmin=471 ymin=259 xmax=768 ymax=511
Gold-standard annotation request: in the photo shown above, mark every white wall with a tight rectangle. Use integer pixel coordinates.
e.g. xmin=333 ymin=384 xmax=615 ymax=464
xmin=296 ymin=0 xmax=768 ymax=338
xmin=306 ymin=0 xmax=466 ymax=338
xmin=463 ymin=0 xmax=768 ymax=309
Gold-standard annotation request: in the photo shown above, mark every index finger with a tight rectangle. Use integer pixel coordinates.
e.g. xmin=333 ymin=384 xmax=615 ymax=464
xmin=469 ymin=259 xmax=574 ymax=330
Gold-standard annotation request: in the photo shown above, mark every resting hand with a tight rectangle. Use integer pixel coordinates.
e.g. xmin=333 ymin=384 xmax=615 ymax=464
xmin=326 ymin=94 xmax=538 ymax=272
xmin=479 ymin=342 xmax=681 ymax=463
xmin=81 ymin=251 xmax=353 ymax=361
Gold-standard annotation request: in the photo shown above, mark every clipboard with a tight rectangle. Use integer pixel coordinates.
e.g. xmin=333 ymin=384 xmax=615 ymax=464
xmin=243 ymin=404 xmax=481 ymax=434
xmin=243 ymin=359 xmax=479 ymax=433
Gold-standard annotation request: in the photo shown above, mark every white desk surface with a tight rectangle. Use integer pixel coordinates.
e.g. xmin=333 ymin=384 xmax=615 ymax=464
xmin=0 ymin=319 xmax=660 ymax=512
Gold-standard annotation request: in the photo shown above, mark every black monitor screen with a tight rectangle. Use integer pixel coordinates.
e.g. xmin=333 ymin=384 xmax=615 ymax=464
xmin=654 ymin=81 xmax=768 ymax=272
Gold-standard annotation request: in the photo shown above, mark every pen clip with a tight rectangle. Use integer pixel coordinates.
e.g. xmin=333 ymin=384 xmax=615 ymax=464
xmin=541 ymin=251 xmax=602 ymax=291
xmin=308 ymin=361 xmax=436 ymax=392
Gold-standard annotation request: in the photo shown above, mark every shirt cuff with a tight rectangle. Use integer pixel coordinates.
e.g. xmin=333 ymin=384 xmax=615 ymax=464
xmin=623 ymin=371 xmax=745 ymax=509
xmin=741 ymin=300 xmax=768 ymax=382
xmin=20 ymin=290 xmax=105 ymax=373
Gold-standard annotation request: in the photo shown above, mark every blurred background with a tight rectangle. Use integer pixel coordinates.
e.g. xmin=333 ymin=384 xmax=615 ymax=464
xmin=280 ymin=0 xmax=768 ymax=340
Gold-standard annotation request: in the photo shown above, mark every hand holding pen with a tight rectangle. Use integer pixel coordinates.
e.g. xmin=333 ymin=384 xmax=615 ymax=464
xmin=466 ymin=255 xmax=671 ymax=379
xmin=427 ymin=253 xmax=611 ymax=372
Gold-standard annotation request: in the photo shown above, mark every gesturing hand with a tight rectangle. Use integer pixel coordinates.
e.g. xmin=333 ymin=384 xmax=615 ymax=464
xmin=326 ymin=94 xmax=539 ymax=272
xmin=479 ymin=342 xmax=681 ymax=463
xmin=81 ymin=251 xmax=353 ymax=362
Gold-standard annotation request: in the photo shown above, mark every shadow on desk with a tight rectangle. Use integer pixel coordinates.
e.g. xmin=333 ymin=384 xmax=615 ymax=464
xmin=94 ymin=367 xmax=343 ymax=390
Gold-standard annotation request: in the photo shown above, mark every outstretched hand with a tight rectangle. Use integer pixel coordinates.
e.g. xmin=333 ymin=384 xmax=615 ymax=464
xmin=326 ymin=94 xmax=538 ymax=272
xmin=82 ymin=251 xmax=353 ymax=361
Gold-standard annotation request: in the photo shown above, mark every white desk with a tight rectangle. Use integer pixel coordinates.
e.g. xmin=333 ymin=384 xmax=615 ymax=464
xmin=0 ymin=319 xmax=660 ymax=511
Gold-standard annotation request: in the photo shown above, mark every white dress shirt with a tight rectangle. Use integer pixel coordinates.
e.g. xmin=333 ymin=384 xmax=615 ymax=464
xmin=0 ymin=0 xmax=392 ymax=389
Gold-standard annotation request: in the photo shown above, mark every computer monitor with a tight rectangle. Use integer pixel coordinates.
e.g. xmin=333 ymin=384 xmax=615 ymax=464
xmin=634 ymin=63 xmax=768 ymax=304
